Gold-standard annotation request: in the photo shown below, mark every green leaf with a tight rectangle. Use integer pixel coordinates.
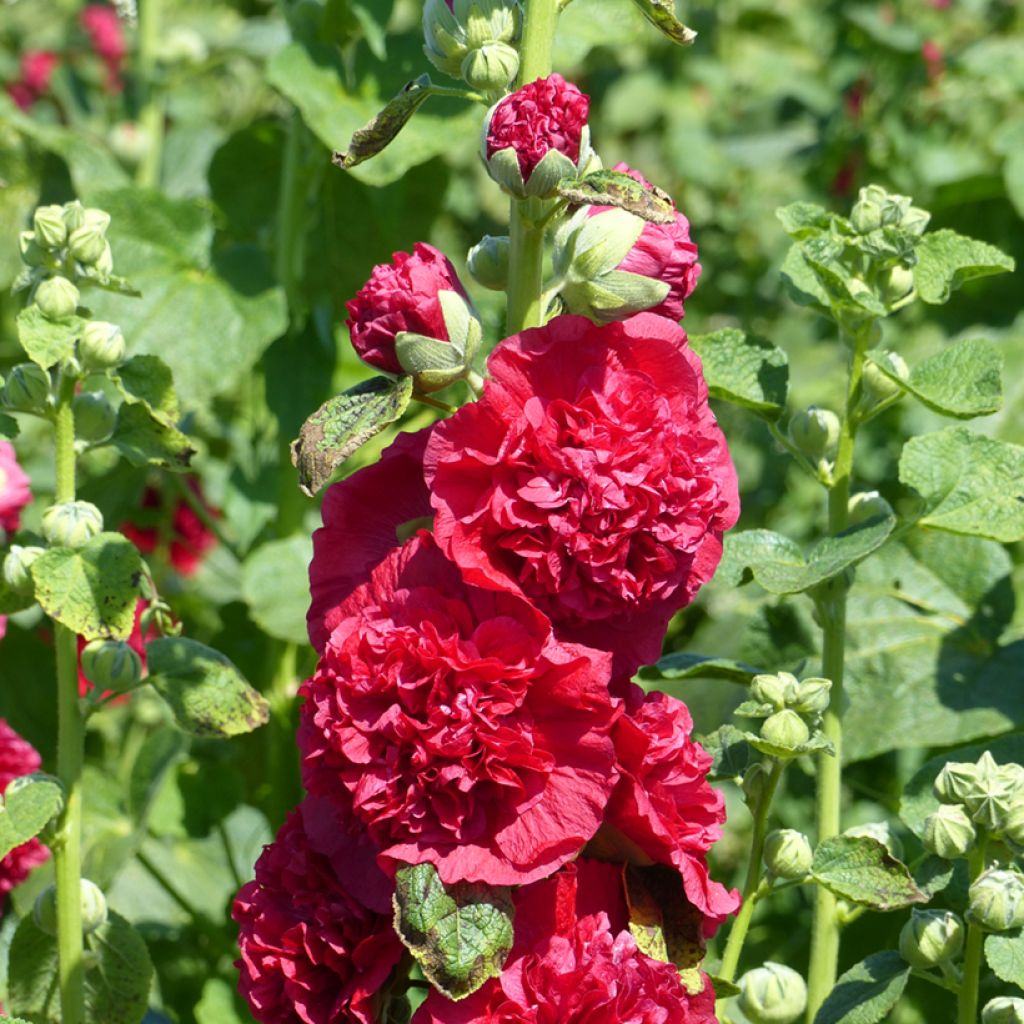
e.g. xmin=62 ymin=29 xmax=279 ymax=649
xmin=689 ymin=329 xmax=789 ymax=419
xmin=0 ymin=571 xmax=36 ymax=616
xmin=8 ymin=911 xmax=152 ymax=1024
xmin=810 ymin=836 xmax=927 ymax=911
xmin=913 ymin=229 xmax=1014 ymax=304
xmin=241 ymin=535 xmax=314 ymax=645
xmin=112 ymin=355 xmax=179 ymax=426
xmin=393 ymin=862 xmax=514 ymax=1000
xmin=718 ymin=515 xmax=896 ymax=595
xmin=899 ymin=427 xmax=1024 ymax=542
xmin=333 ymin=74 xmax=435 ymax=170
xmin=15 ymin=307 xmax=85 ymax=369
xmin=196 ymin=978 xmax=247 ymax=1024
xmin=697 ymin=725 xmax=751 ymax=780
xmin=624 ymin=864 xmax=707 ymax=979
xmin=780 ymin=245 xmax=832 ymax=313
xmin=0 ymin=774 xmax=64 ymax=859
xmin=30 ymin=533 xmax=143 ymax=640
xmin=985 ymin=930 xmax=1024 ymax=987
xmin=638 ymin=653 xmax=761 ymax=684
xmin=915 ymin=856 xmax=955 ymax=898
xmin=112 ymin=402 xmax=195 ymax=470
xmin=812 ymin=951 xmax=910 ymax=1024
xmin=557 ymin=170 xmax=677 ymax=224
xmin=145 ymin=637 xmax=270 ymax=739
xmin=127 ymin=729 xmax=187 ymax=827
xmin=628 ymin=0 xmax=697 ymax=45
xmin=868 ymin=339 xmax=1002 ymax=419
xmin=291 ymin=376 xmax=414 ymax=496
xmin=776 ymin=202 xmax=837 ymax=239
xmin=0 ymin=414 xmax=19 ymax=439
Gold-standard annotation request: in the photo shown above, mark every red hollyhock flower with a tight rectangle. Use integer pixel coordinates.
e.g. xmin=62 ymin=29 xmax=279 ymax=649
xmin=594 ymin=685 xmax=739 ymax=934
xmin=346 ymin=244 xmax=469 ymax=376
xmin=299 ymin=532 xmax=619 ymax=886
xmin=425 ymin=313 xmax=739 ymax=673
xmin=0 ymin=442 xmax=31 ymax=536
xmin=233 ymin=797 xmax=403 ymax=1024
xmin=121 ymin=478 xmax=218 ymax=576
xmin=0 ymin=720 xmax=50 ymax=897
xmin=485 ymin=73 xmax=589 ymax=180
xmin=307 ymin=429 xmax=432 ymax=654
xmin=414 ymin=859 xmax=717 ymax=1023
xmin=6 ymin=51 xmax=59 ymax=110
xmin=587 ymin=163 xmax=701 ymax=324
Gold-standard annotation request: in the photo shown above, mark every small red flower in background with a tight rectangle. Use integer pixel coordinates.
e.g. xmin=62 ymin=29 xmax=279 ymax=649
xmin=346 ymin=245 xmax=469 ymax=376
xmin=80 ymin=4 xmax=126 ymax=92
xmin=425 ymin=313 xmax=739 ymax=674
xmin=301 ymin=532 xmax=620 ymax=886
xmin=6 ymin=51 xmax=60 ymax=110
xmin=121 ymin=478 xmax=218 ymax=576
xmin=486 ymin=73 xmax=589 ymax=179
xmin=922 ymin=40 xmax=945 ymax=81
xmin=233 ymin=797 xmax=403 ymax=1024
xmin=414 ymin=859 xmax=718 ymax=1023
xmin=0 ymin=720 xmax=50 ymax=897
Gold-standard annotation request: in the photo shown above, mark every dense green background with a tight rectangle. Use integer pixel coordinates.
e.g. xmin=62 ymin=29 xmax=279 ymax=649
xmin=1 ymin=0 xmax=1021 ymax=1020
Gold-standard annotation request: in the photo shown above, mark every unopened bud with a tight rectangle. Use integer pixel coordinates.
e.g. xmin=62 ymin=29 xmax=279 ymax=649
xmin=788 ymin=407 xmax=839 ymax=461
xmin=81 ymin=639 xmax=143 ymax=694
xmin=968 ymin=868 xmax=1024 ymax=932
xmin=863 ymin=353 xmax=909 ymax=405
xmin=461 ymin=41 xmax=519 ymax=94
xmin=35 ymin=276 xmax=80 ymax=319
xmin=1003 ymin=801 xmax=1024 ymax=848
xmin=34 ymin=879 xmax=108 ymax=937
xmin=983 ymin=997 xmax=1024 ymax=1024
xmin=67 ymin=208 xmax=111 ymax=267
xmin=33 ymin=205 xmax=68 ymax=249
xmin=760 ymin=710 xmax=810 ymax=752
xmin=394 ymin=290 xmax=482 ymax=393
xmin=881 ymin=266 xmax=915 ymax=307
xmin=962 ymin=751 xmax=1014 ymax=830
xmin=80 ymin=321 xmax=126 ymax=370
xmin=62 ymin=201 xmax=87 ymax=233
xmin=738 ymin=962 xmax=807 ymax=1024
xmin=423 ymin=0 xmax=521 ymax=82
xmin=922 ymin=803 xmax=976 ymax=859
xmin=764 ymin=829 xmax=813 ymax=880
xmin=742 ymin=762 xmax=769 ymax=808
xmin=900 ymin=206 xmax=931 ymax=237
xmin=934 ymin=759 xmax=980 ymax=804
xmin=3 ymin=545 xmax=45 ymax=596
xmin=848 ymin=491 xmax=894 ymax=525
xmin=851 ymin=186 xmax=886 ymax=234
xmin=73 ymin=391 xmax=117 ymax=443
xmin=41 ymin=501 xmax=104 ymax=549
xmin=898 ymin=909 xmax=964 ymax=969
xmin=3 ymin=363 xmax=51 ymax=413
xmin=751 ymin=672 xmax=799 ymax=711
xmin=791 ymin=677 xmax=832 ymax=716
xmin=467 ymin=235 xmax=511 ymax=291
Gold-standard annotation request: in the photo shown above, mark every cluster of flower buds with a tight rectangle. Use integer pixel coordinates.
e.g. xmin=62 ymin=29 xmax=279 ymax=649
xmin=984 ymin=997 xmax=1024 ymax=1024
xmin=423 ymin=0 xmax=521 ymax=96
xmin=737 ymin=962 xmax=808 ymax=1024
xmin=923 ymin=751 xmax=1024 ymax=859
xmin=736 ymin=671 xmax=832 ymax=760
xmin=850 ymin=185 xmax=930 ymax=239
xmin=898 ymin=908 xmax=964 ymax=970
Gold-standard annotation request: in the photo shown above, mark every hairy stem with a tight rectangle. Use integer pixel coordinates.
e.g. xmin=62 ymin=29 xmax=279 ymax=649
xmin=717 ymin=760 xmax=785 ymax=994
xmin=135 ymin=0 xmax=165 ymax=188
xmin=958 ymin=843 xmax=988 ymax=1024
xmin=53 ymin=385 xmax=85 ymax=1024
xmin=806 ymin=334 xmax=868 ymax=1020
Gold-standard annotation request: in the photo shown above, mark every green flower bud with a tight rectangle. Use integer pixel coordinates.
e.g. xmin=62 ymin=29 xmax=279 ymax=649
xmin=72 ymin=391 xmax=117 ymax=443
xmin=900 ymin=206 xmax=931 ymax=236
xmin=19 ymin=231 xmax=48 ymax=268
xmin=468 ymin=235 xmax=511 ymax=291
xmin=1003 ymin=801 xmax=1024 ymax=848
xmin=33 ymin=879 xmax=108 ymax=937
xmin=41 ymin=501 xmax=104 ymax=549
xmin=423 ymin=0 xmax=520 ymax=82
xmin=62 ymin=201 xmax=87 ymax=233
xmin=862 ymin=353 xmax=909 ymax=405
xmin=851 ymin=199 xmax=883 ymax=235
xmin=742 ymin=762 xmax=769 ymax=808
xmin=760 ymin=710 xmax=810 ymax=752
xmin=791 ymin=677 xmax=832 ymax=716
xmin=881 ymin=266 xmax=915 ymax=307
xmin=738 ymin=962 xmax=807 ymax=1024
xmin=461 ymin=41 xmax=519 ymax=94
xmin=922 ymin=803 xmax=976 ymax=859
xmin=3 ymin=363 xmax=52 ymax=413
xmin=80 ymin=321 xmax=126 ymax=370
xmin=33 ymin=205 xmax=68 ymax=249
xmin=898 ymin=909 xmax=964 ymax=969
xmin=934 ymin=759 xmax=980 ymax=804
xmin=751 ymin=672 xmax=799 ymax=711
xmin=3 ymin=544 xmax=45 ymax=596
xmin=68 ymin=218 xmax=110 ymax=266
xmin=963 ymin=751 xmax=1014 ymax=830
xmin=848 ymin=491 xmax=894 ymax=526
xmin=968 ymin=867 xmax=1024 ymax=932
xmin=94 ymin=240 xmax=114 ymax=278
xmin=35 ymin=276 xmax=80 ymax=320
xmin=395 ymin=289 xmax=482 ymax=393
xmin=764 ymin=829 xmax=813 ymax=880
xmin=80 ymin=639 xmax=143 ymax=693
xmin=844 ymin=821 xmax=904 ymax=860
xmin=788 ymin=406 xmax=840 ymax=461
xmin=983 ymin=997 xmax=1024 ymax=1024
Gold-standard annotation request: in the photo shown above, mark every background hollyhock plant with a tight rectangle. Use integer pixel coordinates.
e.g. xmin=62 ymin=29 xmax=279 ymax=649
xmin=425 ymin=312 xmax=739 ymax=673
xmin=233 ymin=798 xmax=403 ymax=1024
xmin=300 ymin=532 xmax=619 ymax=886
xmin=6 ymin=51 xmax=59 ymax=110
xmin=120 ymin=479 xmax=218 ymax=576
xmin=414 ymin=859 xmax=717 ymax=1023
xmin=0 ymin=720 xmax=50 ymax=898
xmin=482 ymin=73 xmax=592 ymax=198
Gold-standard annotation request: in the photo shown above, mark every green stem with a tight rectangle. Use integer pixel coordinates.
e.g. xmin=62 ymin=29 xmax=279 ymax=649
xmin=958 ymin=843 xmax=988 ymax=1024
xmin=53 ymin=387 xmax=85 ymax=1024
xmin=518 ymin=0 xmax=558 ymax=85
xmin=136 ymin=0 xmax=165 ymax=189
xmin=717 ymin=760 xmax=785 ymax=995
xmin=806 ymin=334 xmax=869 ymax=1021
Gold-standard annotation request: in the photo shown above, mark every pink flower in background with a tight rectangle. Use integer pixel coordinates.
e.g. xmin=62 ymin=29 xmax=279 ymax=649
xmin=0 ymin=720 xmax=50 ymax=897
xmin=426 ymin=313 xmax=739 ymax=674
xmin=0 ymin=442 xmax=31 ymax=536
xmin=233 ymin=800 xmax=403 ymax=1024
xmin=80 ymin=4 xmax=126 ymax=92
xmin=6 ymin=51 xmax=60 ymax=110
xmin=300 ymin=533 xmax=619 ymax=886
xmin=414 ymin=859 xmax=718 ymax=1023
xmin=121 ymin=479 xmax=219 ymax=576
